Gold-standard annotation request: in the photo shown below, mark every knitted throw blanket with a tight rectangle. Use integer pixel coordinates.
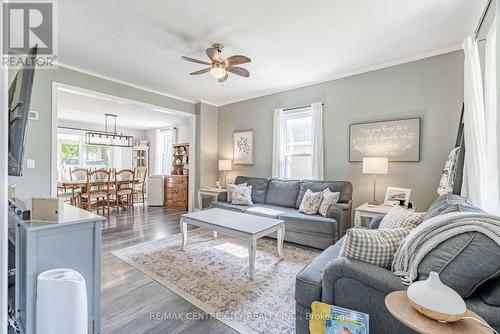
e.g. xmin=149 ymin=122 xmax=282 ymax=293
xmin=392 ymin=212 xmax=500 ymax=284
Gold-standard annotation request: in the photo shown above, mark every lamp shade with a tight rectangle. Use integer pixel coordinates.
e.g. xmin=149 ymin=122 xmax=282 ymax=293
xmin=218 ymin=160 xmax=232 ymax=171
xmin=362 ymin=157 xmax=388 ymax=174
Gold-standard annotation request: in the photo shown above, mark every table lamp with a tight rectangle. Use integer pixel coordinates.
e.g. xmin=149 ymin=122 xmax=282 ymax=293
xmin=218 ymin=160 xmax=232 ymax=188
xmin=363 ymin=157 xmax=388 ymax=205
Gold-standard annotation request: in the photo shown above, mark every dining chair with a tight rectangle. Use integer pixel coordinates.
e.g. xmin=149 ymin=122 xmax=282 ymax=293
xmin=134 ymin=167 xmax=148 ymax=206
xmin=70 ymin=168 xmax=88 ymax=181
xmin=69 ymin=168 xmax=89 ymax=206
xmin=57 ymin=185 xmax=74 ymax=204
xmin=80 ymin=168 xmax=111 ymax=214
xmin=114 ymin=169 xmax=135 ymax=211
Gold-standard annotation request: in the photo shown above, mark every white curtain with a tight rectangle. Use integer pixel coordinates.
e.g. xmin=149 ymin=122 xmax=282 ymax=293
xmin=311 ymin=102 xmax=324 ymax=180
xmin=154 ymin=128 xmax=162 ymax=175
xmin=272 ymin=108 xmax=284 ymax=177
xmin=462 ymin=32 xmax=500 ymax=214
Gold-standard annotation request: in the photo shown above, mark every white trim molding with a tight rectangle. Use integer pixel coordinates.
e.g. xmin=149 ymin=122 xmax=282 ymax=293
xmin=51 ymin=82 xmax=198 ymax=210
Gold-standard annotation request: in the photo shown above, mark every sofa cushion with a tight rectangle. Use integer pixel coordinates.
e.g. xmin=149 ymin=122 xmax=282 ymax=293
xmin=295 ymin=244 xmax=341 ymax=308
xmin=245 ymin=204 xmax=292 ymax=218
xmin=298 ymin=189 xmax=323 ymax=214
xmin=231 ymin=185 xmax=253 ymax=205
xmin=340 ymin=227 xmax=412 ymax=268
xmin=417 ymin=231 xmax=500 ymax=298
xmin=296 ymin=180 xmax=352 ymax=207
xmin=210 ymin=201 xmax=250 ymax=213
xmin=234 ymin=176 xmax=269 ymax=204
xmin=423 ymin=194 xmax=484 ymax=222
xmin=279 ymin=210 xmax=338 ymax=236
xmin=477 ymin=277 xmax=500 ymax=306
xmin=265 ymin=179 xmax=300 ymax=208
xmin=379 ymin=207 xmax=425 ymax=229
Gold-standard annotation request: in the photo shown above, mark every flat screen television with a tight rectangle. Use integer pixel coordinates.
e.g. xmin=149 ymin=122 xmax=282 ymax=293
xmin=8 ymin=46 xmax=37 ymax=176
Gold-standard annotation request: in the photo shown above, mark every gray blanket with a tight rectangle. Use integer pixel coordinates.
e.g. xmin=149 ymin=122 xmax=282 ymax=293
xmin=392 ymin=212 xmax=500 ymax=284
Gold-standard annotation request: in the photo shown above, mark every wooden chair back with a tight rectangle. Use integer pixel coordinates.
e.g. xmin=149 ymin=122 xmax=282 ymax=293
xmin=70 ymin=168 xmax=88 ymax=181
xmin=135 ymin=167 xmax=148 ymax=190
xmin=86 ymin=168 xmax=111 ymax=194
xmin=115 ymin=169 xmax=135 ymax=192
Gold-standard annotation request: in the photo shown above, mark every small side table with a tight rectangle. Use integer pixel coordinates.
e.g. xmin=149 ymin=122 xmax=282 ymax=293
xmin=197 ymin=188 xmax=227 ymax=210
xmin=385 ymin=291 xmax=493 ymax=334
xmin=354 ymin=202 xmax=414 ymax=227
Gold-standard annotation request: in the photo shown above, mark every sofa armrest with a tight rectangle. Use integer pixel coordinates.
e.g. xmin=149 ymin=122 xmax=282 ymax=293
xmin=216 ymin=192 xmax=227 ymax=202
xmin=321 ymin=257 xmax=407 ymax=305
xmin=369 ymin=215 xmax=384 ymax=229
xmin=327 ymin=201 xmax=352 ymax=238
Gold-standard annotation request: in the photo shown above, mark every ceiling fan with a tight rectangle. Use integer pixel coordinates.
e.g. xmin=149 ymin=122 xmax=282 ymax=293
xmin=182 ymin=43 xmax=251 ymax=82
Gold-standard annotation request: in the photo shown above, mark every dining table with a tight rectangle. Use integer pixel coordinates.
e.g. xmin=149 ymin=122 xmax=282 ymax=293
xmin=58 ymin=179 xmax=141 ymax=207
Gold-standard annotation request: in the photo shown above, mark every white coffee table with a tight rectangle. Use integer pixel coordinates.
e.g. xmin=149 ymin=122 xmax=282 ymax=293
xmin=179 ymin=208 xmax=285 ymax=280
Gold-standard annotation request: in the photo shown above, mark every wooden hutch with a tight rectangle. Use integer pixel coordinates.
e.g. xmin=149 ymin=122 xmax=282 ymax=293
xmin=164 ymin=143 xmax=189 ymax=210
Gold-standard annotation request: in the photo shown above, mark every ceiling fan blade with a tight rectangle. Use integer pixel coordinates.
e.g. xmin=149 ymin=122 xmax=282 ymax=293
xmin=190 ymin=68 xmax=211 ymax=75
xmin=181 ymin=56 xmax=211 ymax=65
xmin=223 ymin=55 xmax=251 ymax=67
xmin=206 ymin=47 xmax=221 ymax=63
xmin=226 ymin=66 xmax=250 ymax=78
xmin=218 ymin=73 xmax=228 ymax=83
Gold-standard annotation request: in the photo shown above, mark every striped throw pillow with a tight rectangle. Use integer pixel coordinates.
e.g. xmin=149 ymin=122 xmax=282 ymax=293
xmin=339 ymin=228 xmax=412 ymax=268
xmin=379 ymin=207 xmax=425 ymax=229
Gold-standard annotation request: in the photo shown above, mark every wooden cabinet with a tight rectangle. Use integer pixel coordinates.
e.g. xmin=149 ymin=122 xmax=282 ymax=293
xmin=164 ymin=175 xmax=188 ymax=210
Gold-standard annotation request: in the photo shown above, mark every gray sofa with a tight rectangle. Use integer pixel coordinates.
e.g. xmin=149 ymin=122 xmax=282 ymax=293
xmin=211 ymin=176 xmax=353 ymax=249
xmin=295 ymin=194 xmax=500 ymax=333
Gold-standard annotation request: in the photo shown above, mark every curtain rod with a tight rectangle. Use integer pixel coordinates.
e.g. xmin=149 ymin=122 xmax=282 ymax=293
xmin=283 ymin=103 xmax=324 ymax=112
xmin=474 ymin=0 xmax=493 ymax=39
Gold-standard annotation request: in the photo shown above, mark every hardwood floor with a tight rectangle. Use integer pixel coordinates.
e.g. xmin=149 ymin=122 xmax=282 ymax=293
xmin=100 ymin=205 xmax=237 ymax=334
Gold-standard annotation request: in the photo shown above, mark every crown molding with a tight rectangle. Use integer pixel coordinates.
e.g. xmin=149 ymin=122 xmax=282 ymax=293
xmin=217 ymin=45 xmax=462 ymax=107
xmin=54 ymin=61 xmax=198 ymax=105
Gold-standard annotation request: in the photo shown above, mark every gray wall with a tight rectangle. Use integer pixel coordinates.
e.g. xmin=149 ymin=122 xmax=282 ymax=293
xmin=195 ymin=102 xmax=219 ymax=207
xmin=8 ymin=66 xmax=196 ymax=198
xmin=218 ymin=51 xmax=464 ymax=211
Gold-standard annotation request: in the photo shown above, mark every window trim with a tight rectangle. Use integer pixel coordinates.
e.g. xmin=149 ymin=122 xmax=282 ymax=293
xmin=281 ymin=107 xmax=313 ymax=179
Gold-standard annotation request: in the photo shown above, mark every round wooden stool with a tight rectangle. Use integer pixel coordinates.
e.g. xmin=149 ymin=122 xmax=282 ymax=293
xmin=385 ymin=291 xmax=493 ymax=334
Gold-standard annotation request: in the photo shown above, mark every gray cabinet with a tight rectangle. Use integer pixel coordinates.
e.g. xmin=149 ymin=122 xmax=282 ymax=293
xmin=15 ymin=205 xmax=104 ymax=334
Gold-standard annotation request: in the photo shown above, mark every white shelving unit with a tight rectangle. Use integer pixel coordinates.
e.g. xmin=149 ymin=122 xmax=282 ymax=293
xmin=133 ymin=146 xmax=149 ymax=170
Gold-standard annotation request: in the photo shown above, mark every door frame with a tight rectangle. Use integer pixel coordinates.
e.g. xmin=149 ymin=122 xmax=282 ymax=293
xmin=51 ymin=82 xmax=197 ymax=211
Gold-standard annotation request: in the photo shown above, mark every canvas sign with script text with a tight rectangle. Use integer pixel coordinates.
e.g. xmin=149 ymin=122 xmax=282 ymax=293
xmin=349 ymin=118 xmax=420 ymax=162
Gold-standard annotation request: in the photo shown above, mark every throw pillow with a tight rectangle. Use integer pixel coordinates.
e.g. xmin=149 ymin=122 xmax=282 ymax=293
xmin=318 ymin=188 xmax=340 ymax=217
xmin=298 ymin=189 xmax=323 ymax=215
xmin=226 ymin=182 xmax=247 ymax=202
xmin=231 ymin=185 xmax=253 ymax=205
xmin=379 ymin=207 xmax=425 ymax=229
xmin=437 ymin=146 xmax=461 ymax=195
xmin=339 ymin=228 xmax=412 ymax=268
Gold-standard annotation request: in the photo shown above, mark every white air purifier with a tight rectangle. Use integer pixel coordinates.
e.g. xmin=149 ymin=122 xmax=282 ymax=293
xmin=36 ymin=269 xmax=88 ymax=334
xmin=148 ymin=175 xmax=165 ymax=206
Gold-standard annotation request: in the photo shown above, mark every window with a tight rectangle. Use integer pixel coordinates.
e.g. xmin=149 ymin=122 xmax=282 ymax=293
xmin=272 ymin=102 xmax=324 ymax=180
xmin=284 ymin=110 xmax=312 ymax=179
xmin=57 ymin=132 xmax=115 ymax=181
xmin=158 ymin=128 xmax=173 ymax=175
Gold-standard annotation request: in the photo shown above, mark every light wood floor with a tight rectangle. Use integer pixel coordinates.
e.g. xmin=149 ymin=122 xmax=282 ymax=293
xmin=101 ymin=205 xmax=237 ymax=334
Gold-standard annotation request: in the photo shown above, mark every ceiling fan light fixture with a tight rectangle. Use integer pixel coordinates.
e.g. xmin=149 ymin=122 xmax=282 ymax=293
xmin=210 ymin=66 xmax=227 ymax=79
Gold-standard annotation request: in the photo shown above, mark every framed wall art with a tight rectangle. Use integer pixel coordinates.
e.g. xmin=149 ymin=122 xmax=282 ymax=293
xmin=233 ymin=129 xmax=254 ymax=165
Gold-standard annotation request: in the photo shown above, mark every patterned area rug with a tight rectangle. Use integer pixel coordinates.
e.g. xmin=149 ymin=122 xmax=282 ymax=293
xmin=112 ymin=229 xmax=320 ymax=334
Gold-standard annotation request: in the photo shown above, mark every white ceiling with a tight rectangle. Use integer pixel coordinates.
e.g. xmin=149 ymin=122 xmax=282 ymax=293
xmin=57 ymin=87 xmax=190 ymax=130
xmin=56 ymin=0 xmax=487 ymax=106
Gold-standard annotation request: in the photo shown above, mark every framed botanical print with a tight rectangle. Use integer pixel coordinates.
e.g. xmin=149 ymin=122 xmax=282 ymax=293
xmin=233 ymin=129 xmax=254 ymax=165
